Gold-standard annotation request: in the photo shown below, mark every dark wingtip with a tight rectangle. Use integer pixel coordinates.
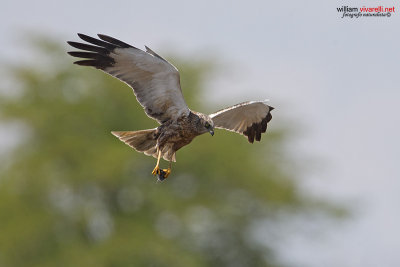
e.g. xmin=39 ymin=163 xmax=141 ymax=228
xmin=266 ymin=112 xmax=272 ymax=123
xmin=97 ymin=33 xmax=108 ymax=40
xmin=67 ymin=33 xmax=116 ymax=69
xmin=97 ymin=33 xmax=134 ymax=48
xmin=243 ymin=110 xmax=273 ymax=143
xmin=77 ymin=33 xmax=87 ymax=38
xmin=97 ymin=33 xmax=112 ymax=40
xmin=72 ymin=60 xmax=97 ymax=67
xmin=255 ymin=124 xmax=262 ymax=142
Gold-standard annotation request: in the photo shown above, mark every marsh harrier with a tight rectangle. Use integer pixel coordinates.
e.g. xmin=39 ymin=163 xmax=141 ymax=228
xmin=67 ymin=34 xmax=274 ymax=181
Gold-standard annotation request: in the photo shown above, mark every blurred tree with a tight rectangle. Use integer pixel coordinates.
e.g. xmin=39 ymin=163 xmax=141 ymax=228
xmin=0 ymin=37 xmax=334 ymax=267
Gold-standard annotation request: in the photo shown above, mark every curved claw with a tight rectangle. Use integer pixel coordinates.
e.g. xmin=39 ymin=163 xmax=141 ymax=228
xmin=152 ymin=166 xmax=161 ymax=176
xmin=162 ymin=168 xmax=171 ymax=178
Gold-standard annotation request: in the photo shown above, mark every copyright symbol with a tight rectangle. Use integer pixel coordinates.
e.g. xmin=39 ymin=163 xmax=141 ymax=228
xmin=387 ymin=12 xmax=391 ymax=17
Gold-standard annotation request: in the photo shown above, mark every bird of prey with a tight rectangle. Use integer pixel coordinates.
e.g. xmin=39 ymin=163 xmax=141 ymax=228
xmin=67 ymin=33 xmax=274 ymax=181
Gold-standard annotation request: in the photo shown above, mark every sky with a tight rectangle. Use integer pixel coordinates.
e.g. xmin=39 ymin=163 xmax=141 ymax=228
xmin=1 ymin=1 xmax=399 ymax=266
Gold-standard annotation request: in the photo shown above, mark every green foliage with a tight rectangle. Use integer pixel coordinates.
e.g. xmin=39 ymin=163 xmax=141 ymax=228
xmin=0 ymin=38 xmax=325 ymax=267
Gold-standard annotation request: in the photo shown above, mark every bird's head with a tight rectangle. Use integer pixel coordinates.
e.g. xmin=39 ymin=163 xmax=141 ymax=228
xmin=196 ymin=113 xmax=214 ymax=136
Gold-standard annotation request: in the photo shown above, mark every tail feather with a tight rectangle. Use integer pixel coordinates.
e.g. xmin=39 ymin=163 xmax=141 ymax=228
xmin=112 ymin=129 xmax=158 ymax=159
xmin=112 ymin=129 xmax=177 ymax=162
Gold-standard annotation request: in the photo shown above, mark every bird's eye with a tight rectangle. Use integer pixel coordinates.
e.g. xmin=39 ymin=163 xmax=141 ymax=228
xmin=205 ymin=122 xmax=210 ymax=128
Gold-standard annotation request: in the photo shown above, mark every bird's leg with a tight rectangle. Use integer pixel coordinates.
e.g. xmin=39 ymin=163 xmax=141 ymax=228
xmin=151 ymin=149 xmax=162 ymax=175
xmin=161 ymin=161 xmax=172 ymax=179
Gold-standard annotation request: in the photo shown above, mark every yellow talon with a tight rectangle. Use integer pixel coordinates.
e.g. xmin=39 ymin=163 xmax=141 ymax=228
xmin=152 ymin=166 xmax=161 ymax=175
xmin=162 ymin=168 xmax=171 ymax=179
xmin=152 ymin=149 xmax=162 ymax=176
xmin=151 ymin=150 xmax=172 ymax=181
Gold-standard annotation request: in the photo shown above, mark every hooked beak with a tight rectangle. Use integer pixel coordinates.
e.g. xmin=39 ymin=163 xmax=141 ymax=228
xmin=209 ymin=128 xmax=214 ymax=136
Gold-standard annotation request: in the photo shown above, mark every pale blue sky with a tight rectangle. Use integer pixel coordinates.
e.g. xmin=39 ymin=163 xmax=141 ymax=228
xmin=1 ymin=1 xmax=399 ymax=266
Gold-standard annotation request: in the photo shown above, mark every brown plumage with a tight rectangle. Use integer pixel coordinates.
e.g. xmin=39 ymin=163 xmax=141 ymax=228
xmin=67 ymin=33 xmax=274 ymax=180
xmin=112 ymin=111 xmax=213 ymax=162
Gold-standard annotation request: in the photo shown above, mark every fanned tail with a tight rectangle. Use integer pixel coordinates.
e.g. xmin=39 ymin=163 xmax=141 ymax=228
xmin=111 ymin=129 xmax=176 ymax=162
xmin=111 ymin=129 xmax=158 ymax=159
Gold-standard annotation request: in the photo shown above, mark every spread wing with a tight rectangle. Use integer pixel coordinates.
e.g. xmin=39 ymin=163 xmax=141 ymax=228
xmin=210 ymin=101 xmax=274 ymax=143
xmin=67 ymin=33 xmax=189 ymax=123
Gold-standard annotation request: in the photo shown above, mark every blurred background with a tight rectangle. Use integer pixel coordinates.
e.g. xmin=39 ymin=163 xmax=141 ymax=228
xmin=0 ymin=1 xmax=399 ymax=266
